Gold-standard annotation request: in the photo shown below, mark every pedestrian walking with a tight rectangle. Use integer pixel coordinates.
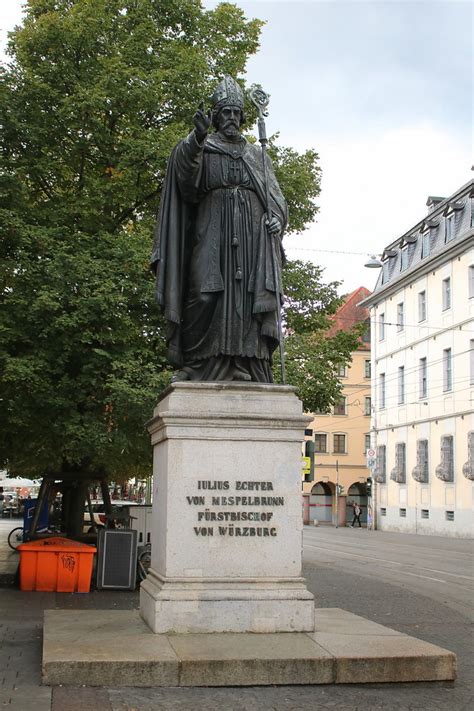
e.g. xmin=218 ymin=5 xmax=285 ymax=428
xmin=0 ymin=487 xmax=4 ymax=517
xmin=349 ymin=501 xmax=362 ymax=528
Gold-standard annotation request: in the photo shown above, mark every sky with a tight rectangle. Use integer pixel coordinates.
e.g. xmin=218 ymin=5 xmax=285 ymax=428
xmin=1 ymin=0 xmax=472 ymax=295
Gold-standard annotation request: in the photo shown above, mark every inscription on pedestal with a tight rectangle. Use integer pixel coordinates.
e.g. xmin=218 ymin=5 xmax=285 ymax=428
xmin=188 ymin=480 xmax=284 ymax=537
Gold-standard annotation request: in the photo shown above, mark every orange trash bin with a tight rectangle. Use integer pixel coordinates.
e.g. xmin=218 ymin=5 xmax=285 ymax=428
xmin=18 ymin=537 xmax=96 ymax=593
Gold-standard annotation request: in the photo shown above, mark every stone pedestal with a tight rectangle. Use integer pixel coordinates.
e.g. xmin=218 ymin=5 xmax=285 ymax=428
xmin=140 ymin=382 xmax=315 ymax=634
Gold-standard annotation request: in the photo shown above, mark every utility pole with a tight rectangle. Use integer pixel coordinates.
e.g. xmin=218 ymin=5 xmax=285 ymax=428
xmin=335 ymin=460 xmax=339 ymax=529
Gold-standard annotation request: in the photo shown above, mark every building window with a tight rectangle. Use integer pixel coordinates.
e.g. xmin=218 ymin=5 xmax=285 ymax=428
xmin=380 ymin=507 xmax=387 ymax=516
xmin=333 ymin=433 xmax=346 ymax=454
xmin=362 ymin=319 xmax=371 ymax=344
xmin=399 ymin=508 xmax=407 ymax=518
xmin=412 ymin=439 xmax=429 ymax=483
xmin=398 ymin=366 xmax=405 ymax=404
xmin=379 ymin=313 xmax=385 ymax=341
xmin=400 ymin=245 xmax=408 ymax=271
xmin=445 ymin=511 xmax=455 ymax=521
xmin=374 ymin=445 xmax=386 ymax=483
xmin=390 ymin=442 xmax=406 ymax=483
xmin=379 ymin=373 xmax=386 ymax=409
xmin=333 ymin=397 xmax=347 ymax=416
xmin=421 ymin=509 xmax=429 ymax=519
xmin=445 ymin=214 xmax=454 ymax=242
xmin=364 ymin=433 xmax=371 ymax=452
xmin=314 ymin=433 xmax=327 ymax=453
xmin=469 ymin=265 xmax=474 ymax=299
xmin=435 ymin=435 xmax=454 ymax=482
xmin=442 ymin=277 xmax=451 ymax=310
xmin=419 ymin=357 xmax=427 ymax=399
xmin=421 ymin=232 xmax=430 ymax=258
xmin=364 ymin=359 xmax=371 ymax=378
xmin=337 ymin=364 xmax=347 ymax=378
xmin=470 ymin=340 xmax=474 ymax=386
xmin=443 ymin=348 xmax=452 ymax=392
xmin=418 ymin=290 xmax=426 ymax=322
xmin=364 ymin=396 xmax=371 ymax=416
xmin=397 ymin=302 xmax=404 ymax=331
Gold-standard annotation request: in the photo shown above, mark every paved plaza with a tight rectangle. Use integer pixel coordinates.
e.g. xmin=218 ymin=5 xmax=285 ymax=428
xmin=0 ymin=522 xmax=472 ymax=710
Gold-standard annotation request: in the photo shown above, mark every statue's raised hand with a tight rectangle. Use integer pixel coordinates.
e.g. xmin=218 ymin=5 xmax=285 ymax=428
xmin=194 ymin=102 xmax=212 ymax=143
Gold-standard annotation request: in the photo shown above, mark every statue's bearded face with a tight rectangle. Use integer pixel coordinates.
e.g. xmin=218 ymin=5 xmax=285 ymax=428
xmin=217 ymin=105 xmax=241 ymax=139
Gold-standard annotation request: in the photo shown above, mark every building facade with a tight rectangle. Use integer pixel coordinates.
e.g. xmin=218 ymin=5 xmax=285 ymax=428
xmin=361 ymin=179 xmax=474 ymax=538
xmin=302 ymin=287 xmax=373 ymax=526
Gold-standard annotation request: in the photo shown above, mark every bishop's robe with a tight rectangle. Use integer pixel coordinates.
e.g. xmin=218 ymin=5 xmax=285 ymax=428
xmin=151 ymin=130 xmax=288 ymax=382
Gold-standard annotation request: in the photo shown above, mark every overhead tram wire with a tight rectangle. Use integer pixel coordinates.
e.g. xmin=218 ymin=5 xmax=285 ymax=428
xmin=287 ymin=247 xmax=372 ymax=257
xmin=330 ymin=315 xmax=474 ymax=333
xmin=310 ymin=384 xmax=474 ymax=433
xmin=306 ymin=348 xmax=474 ymax=423
xmin=327 ymin=346 xmax=474 ymax=403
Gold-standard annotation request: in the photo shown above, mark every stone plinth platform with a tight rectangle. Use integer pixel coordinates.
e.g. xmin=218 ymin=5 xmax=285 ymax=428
xmin=42 ymin=608 xmax=456 ymax=687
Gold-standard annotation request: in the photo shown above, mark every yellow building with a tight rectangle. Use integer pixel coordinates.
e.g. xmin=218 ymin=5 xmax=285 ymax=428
xmin=302 ymin=287 xmax=373 ymax=526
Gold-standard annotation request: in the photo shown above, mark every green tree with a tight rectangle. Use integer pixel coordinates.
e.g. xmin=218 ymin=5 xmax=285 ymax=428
xmin=274 ymin=260 xmax=362 ymax=413
xmin=0 ymin=0 xmax=322 ymax=507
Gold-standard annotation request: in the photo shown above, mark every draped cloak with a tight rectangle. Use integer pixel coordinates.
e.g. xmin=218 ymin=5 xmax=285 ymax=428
xmin=151 ymin=130 xmax=288 ymax=375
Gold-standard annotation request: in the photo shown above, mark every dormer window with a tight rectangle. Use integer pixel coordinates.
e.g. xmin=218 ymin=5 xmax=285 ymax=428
xmin=445 ymin=213 xmax=455 ymax=242
xmin=381 ymin=248 xmax=397 ymax=284
xmin=420 ymin=219 xmax=438 ymax=258
xmin=400 ymin=245 xmax=409 ymax=271
xmin=421 ymin=231 xmax=431 ymax=258
xmin=443 ymin=201 xmax=463 ymax=243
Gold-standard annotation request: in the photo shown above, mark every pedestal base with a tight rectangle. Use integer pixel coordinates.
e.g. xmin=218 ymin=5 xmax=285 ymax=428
xmin=42 ymin=608 xmax=457 ymax=687
xmin=142 ymin=383 xmax=315 ymax=634
xmin=140 ymin=569 xmax=315 ymax=633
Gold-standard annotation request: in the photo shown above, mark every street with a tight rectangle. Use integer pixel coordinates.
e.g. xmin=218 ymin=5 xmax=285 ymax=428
xmin=303 ymin=525 xmax=473 ymax=620
xmin=0 ymin=525 xmax=472 ymax=710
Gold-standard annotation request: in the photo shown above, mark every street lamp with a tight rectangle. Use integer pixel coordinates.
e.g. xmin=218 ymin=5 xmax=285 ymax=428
xmin=364 ymin=254 xmax=383 ymax=269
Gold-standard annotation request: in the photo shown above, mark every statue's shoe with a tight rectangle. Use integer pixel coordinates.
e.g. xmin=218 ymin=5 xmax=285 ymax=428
xmin=171 ymin=370 xmax=190 ymax=382
xmin=233 ymin=370 xmax=252 ymax=382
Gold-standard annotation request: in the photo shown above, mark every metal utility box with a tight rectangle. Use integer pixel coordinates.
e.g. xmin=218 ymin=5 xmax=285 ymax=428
xmin=128 ymin=505 xmax=153 ymax=546
xmin=96 ymin=529 xmax=137 ymax=590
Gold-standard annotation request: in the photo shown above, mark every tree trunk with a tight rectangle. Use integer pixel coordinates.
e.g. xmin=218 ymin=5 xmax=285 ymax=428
xmin=64 ymin=480 xmax=88 ymax=538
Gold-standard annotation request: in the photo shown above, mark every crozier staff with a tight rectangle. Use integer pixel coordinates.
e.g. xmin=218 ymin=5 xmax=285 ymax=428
xmin=151 ymin=75 xmax=287 ymax=383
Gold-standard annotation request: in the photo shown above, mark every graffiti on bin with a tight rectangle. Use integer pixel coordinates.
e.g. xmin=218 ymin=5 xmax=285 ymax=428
xmin=60 ymin=554 xmax=76 ymax=573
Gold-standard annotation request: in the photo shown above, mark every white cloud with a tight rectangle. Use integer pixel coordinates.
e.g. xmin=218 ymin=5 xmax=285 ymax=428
xmin=285 ymin=122 xmax=471 ymax=293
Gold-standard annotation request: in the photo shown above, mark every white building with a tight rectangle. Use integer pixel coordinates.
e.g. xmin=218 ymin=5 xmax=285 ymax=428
xmin=361 ymin=179 xmax=474 ymax=537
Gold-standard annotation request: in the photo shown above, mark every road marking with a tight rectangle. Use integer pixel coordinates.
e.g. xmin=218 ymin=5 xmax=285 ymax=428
xmin=402 ymin=571 xmax=447 ymax=584
xmin=303 ymin=542 xmax=473 ymax=582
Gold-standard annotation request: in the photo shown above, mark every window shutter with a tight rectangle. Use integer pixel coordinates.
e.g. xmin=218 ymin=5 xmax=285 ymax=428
xmin=374 ymin=445 xmax=386 ymax=483
xmin=412 ymin=439 xmax=429 ymax=483
xmin=435 ymin=436 xmax=454 ymax=482
xmin=390 ymin=443 xmax=406 ymax=483
xmin=462 ymin=432 xmax=474 ymax=481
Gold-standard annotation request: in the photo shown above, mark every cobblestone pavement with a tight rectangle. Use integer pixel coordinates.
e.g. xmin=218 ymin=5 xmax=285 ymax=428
xmin=0 ymin=530 xmax=472 ymax=710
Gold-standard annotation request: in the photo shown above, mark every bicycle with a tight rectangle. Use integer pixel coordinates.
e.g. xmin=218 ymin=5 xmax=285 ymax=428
xmin=7 ymin=523 xmax=61 ymax=550
xmin=7 ymin=526 xmax=24 ymax=550
xmin=137 ymin=543 xmax=151 ymax=582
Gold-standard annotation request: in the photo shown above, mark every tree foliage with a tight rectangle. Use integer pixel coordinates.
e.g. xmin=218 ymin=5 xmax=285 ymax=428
xmin=0 ymin=0 xmax=336 ymax=483
xmin=274 ymin=260 xmax=362 ymax=413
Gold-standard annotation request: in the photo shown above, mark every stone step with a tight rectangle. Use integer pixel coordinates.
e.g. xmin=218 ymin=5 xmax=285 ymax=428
xmin=42 ymin=607 xmax=456 ymax=687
